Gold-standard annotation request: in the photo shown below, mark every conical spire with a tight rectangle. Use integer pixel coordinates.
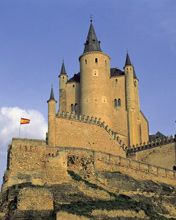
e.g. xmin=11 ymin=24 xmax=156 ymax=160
xmin=60 ymin=61 xmax=67 ymax=75
xmin=125 ymin=52 xmax=132 ymax=66
xmin=47 ymin=86 xmax=56 ymax=103
xmin=84 ymin=20 xmax=101 ymax=53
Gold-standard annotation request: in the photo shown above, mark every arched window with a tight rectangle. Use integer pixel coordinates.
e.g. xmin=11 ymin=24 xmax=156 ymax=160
xmin=173 ymin=165 xmax=176 ymax=171
xmin=71 ymin=104 xmax=74 ymax=112
xmin=95 ymin=58 xmax=98 ymax=63
xmin=114 ymin=98 xmax=121 ymax=108
xmin=74 ymin=103 xmax=78 ymax=113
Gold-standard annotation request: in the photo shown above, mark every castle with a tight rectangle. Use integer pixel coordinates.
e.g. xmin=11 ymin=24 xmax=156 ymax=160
xmin=53 ymin=20 xmax=149 ymax=148
xmin=0 ymin=20 xmax=176 ymax=220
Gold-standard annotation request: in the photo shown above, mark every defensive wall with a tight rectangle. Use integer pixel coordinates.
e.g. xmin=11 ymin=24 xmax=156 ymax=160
xmin=2 ymin=138 xmax=176 ymax=193
xmin=53 ymin=111 xmax=127 ymax=156
xmin=127 ymin=136 xmax=176 ymax=170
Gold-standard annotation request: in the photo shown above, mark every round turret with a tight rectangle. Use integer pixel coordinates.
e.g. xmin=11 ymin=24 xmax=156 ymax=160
xmin=79 ymin=21 xmax=111 ymax=125
xmin=59 ymin=62 xmax=68 ymax=112
xmin=47 ymin=87 xmax=57 ymax=146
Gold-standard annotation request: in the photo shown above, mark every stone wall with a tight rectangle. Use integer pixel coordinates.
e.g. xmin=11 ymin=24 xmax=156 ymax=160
xmin=3 ymin=138 xmax=176 ymax=194
xmin=136 ymin=142 xmax=176 ymax=170
xmin=55 ymin=116 xmax=126 ymax=156
xmin=17 ymin=188 xmax=54 ymax=211
xmin=3 ymin=138 xmax=69 ymax=190
xmin=64 ymin=147 xmax=176 ymax=186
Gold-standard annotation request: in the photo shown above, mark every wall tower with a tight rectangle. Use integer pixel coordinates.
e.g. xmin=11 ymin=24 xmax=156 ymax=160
xmin=47 ymin=87 xmax=57 ymax=146
xmin=59 ymin=62 xmax=68 ymax=112
xmin=124 ymin=53 xmax=141 ymax=146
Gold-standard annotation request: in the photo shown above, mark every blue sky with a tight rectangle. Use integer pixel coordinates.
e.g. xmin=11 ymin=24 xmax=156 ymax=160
xmin=0 ymin=0 xmax=176 ymax=184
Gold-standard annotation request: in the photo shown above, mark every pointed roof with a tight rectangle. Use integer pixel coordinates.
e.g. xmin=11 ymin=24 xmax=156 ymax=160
xmin=124 ymin=52 xmax=138 ymax=79
xmin=125 ymin=52 xmax=132 ymax=66
xmin=84 ymin=20 xmax=101 ymax=53
xmin=47 ymin=86 xmax=57 ymax=103
xmin=59 ymin=61 xmax=67 ymax=76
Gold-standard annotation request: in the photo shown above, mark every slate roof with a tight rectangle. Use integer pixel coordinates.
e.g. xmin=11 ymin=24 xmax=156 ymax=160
xmin=59 ymin=62 xmax=67 ymax=76
xmin=47 ymin=87 xmax=56 ymax=102
xmin=84 ymin=21 xmax=101 ymax=53
xmin=125 ymin=52 xmax=132 ymax=66
xmin=110 ymin=68 xmax=124 ymax=77
xmin=67 ymin=67 xmax=138 ymax=82
xmin=68 ymin=72 xmax=80 ymax=83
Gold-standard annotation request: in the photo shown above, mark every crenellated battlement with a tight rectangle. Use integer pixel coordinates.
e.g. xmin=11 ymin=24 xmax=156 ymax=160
xmin=56 ymin=111 xmax=127 ymax=151
xmin=127 ymin=135 xmax=176 ymax=155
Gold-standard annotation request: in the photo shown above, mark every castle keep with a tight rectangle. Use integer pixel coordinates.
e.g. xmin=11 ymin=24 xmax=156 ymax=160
xmin=0 ymin=21 xmax=176 ymax=220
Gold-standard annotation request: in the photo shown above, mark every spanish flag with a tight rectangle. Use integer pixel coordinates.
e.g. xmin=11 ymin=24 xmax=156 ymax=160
xmin=20 ymin=118 xmax=30 ymax=125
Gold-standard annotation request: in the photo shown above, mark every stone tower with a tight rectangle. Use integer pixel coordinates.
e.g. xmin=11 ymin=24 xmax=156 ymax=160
xmin=79 ymin=20 xmax=111 ymax=125
xmin=124 ymin=53 xmax=145 ymax=146
xmin=47 ymin=87 xmax=57 ymax=146
xmin=59 ymin=62 xmax=68 ymax=112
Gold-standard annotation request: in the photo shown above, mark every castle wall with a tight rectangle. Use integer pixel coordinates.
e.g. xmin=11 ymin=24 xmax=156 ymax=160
xmin=139 ymin=111 xmax=149 ymax=143
xmin=55 ymin=117 xmax=126 ymax=157
xmin=3 ymin=138 xmax=69 ymax=190
xmin=136 ymin=142 xmax=176 ymax=170
xmin=2 ymin=138 xmax=176 ymax=196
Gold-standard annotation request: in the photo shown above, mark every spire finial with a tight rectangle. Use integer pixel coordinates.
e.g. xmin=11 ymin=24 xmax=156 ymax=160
xmin=90 ymin=14 xmax=93 ymax=23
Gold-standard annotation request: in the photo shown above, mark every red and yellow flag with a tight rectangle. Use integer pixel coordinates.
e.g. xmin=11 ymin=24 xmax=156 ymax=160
xmin=20 ymin=118 xmax=30 ymax=125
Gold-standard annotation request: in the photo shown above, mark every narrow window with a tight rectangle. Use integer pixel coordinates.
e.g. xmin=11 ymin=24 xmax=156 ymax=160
xmin=74 ymin=103 xmax=78 ymax=113
xmin=95 ymin=58 xmax=98 ymax=63
xmin=115 ymin=79 xmax=118 ymax=83
xmin=173 ymin=165 xmax=176 ymax=171
xmin=85 ymin=59 xmax=87 ymax=64
xmin=71 ymin=104 xmax=74 ymax=112
xmin=73 ymin=84 xmax=75 ymax=88
xmin=118 ymin=98 xmax=121 ymax=106
xmin=114 ymin=99 xmax=118 ymax=108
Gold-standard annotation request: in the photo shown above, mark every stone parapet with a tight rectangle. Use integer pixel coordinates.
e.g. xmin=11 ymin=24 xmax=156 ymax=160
xmin=127 ymin=135 xmax=176 ymax=155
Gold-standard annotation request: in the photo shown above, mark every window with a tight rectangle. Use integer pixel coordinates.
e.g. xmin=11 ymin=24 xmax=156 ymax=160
xmin=95 ymin=58 xmax=98 ymax=63
xmin=74 ymin=103 xmax=78 ymax=113
xmin=73 ymin=84 xmax=75 ymax=88
xmin=71 ymin=104 xmax=74 ymax=112
xmin=85 ymin=59 xmax=87 ymax=64
xmin=118 ymin=98 xmax=121 ymax=106
xmin=115 ymin=79 xmax=118 ymax=83
xmin=114 ymin=98 xmax=121 ymax=108
xmin=173 ymin=165 xmax=176 ymax=171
